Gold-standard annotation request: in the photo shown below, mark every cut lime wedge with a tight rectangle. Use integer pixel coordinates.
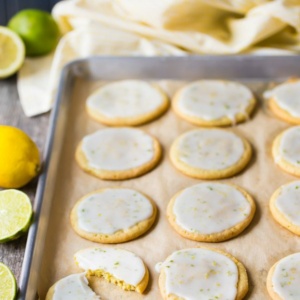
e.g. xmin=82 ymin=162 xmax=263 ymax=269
xmin=0 ymin=189 xmax=32 ymax=242
xmin=0 ymin=262 xmax=17 ymax=300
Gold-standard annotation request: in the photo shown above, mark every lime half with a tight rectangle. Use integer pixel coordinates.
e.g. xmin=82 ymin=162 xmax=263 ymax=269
xmin=0 ymin=262 xmax=17 ymax=300
xmin=0 ymin=190 xmax=32 ymax=242
xmin=0 ymin=26 xmax=25 ymax=78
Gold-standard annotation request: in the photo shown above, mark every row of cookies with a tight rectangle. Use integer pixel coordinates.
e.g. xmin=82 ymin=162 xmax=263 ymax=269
xmin=85 ymin=78 xmax=300 ymax=127
xmin=46 ymin=245 xmax=300 ymax=299
xmin=70 ymin=178 xmax=300 ymax=244
xmin=46 ymin=246 xmax=249 ymax=299
xmin=76 ymin=125 xmax=300 ymax=181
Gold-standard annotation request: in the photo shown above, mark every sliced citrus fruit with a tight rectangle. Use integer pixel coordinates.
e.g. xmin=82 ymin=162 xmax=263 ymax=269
xmin=0 ymin=26 xmax=25 ymax=79
xmin=0 ymin=262 xmax=17 ymax=300
xmin=0 ymin=190 xmax=32 ymax=243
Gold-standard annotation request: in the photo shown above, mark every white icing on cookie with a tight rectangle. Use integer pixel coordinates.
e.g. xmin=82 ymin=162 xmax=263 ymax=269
xmin=77 ymin=188 xmax=153 ymax=234
xmin=81 ymin=128 xmax=155 ymax=171
xmin=172 ymin=183 xmax=252 ymax=234
xmin=53 ymin=273 xmax=100 ymax=300
xmin=278 ymin=126 xmax=300 ymax=167
xmin=175 ymin=129 xmax=245 ymax=170
xmin=272 ymin=253 xmax=300 ymax=299
xmin=265 ymin=81 xmax=300 ymax=118
xmin=176 ymin=80 xmax=253 ymax=122
xmin=275 ymin=181 xmax=300 ymax=226
xmin=87 ymin=80 xmax=165 ymax=118
xmin=75 ymin=248 xmax=145 ymax=286
xmin=156 ymin=248 xmax=238 ymax=300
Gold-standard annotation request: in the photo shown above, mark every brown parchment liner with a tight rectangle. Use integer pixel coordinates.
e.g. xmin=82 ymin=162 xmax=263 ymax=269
xmin=38 ymin=79 xmax=299 ymax=300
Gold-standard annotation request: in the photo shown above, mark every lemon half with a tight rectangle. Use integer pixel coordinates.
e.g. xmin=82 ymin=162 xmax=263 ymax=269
xmin=0 ymin=26 xmax=25 ymax=79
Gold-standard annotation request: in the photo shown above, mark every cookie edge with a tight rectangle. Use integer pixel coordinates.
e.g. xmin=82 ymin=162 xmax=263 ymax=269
xmin=70 ymin=187 xmax=157 ymax=243
xmin=167 ymin=183 xmax=256 ymax=242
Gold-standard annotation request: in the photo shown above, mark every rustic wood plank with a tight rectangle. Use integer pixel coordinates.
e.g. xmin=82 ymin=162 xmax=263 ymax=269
xmin=0 ymin=75 xmax=49 ymax=284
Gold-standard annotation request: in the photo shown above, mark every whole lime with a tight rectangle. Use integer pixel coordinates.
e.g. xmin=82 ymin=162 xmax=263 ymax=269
xmin=8 ymin=9 xmax=60 ymax=56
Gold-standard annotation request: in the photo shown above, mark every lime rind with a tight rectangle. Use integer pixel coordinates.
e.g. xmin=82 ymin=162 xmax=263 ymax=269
xmin=0 ymin=262 xmax=17 ymax=300
xmin=0 ymin=190 xmax=33 ymax=243
xmin=0 ymin=26 xmax=25 ymax=79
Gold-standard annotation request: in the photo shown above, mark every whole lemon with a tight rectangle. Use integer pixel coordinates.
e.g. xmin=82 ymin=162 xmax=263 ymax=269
xmin=0 ymin=126 xmax=40 ymax=188
xmin=8 ymin=9 xmax=60 ymax=56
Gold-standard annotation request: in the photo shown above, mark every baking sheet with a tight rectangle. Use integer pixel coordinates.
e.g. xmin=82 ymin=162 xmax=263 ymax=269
xmin=35 ymin=75 xmax=300 ymax=300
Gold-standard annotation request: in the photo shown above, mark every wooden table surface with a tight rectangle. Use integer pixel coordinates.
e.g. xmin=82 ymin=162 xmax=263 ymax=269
xmin=0 ymin=76 xmax=49 ymax=285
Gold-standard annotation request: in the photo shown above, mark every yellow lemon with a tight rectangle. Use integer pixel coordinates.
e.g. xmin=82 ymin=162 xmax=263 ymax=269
xmin=0 ymin=126 xmax=40 ymax=188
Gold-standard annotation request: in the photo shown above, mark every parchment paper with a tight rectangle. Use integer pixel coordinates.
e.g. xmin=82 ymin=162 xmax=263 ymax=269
xmin=38 ymin=78 xmax=299 ymax=300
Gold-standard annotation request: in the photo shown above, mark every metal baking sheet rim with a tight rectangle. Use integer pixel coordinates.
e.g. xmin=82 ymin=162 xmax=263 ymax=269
xmin=18 ymin=55 xmax=300 ymax=300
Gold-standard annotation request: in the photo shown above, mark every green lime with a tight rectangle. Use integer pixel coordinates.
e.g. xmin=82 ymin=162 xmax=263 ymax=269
xmin=8 ymin=9 xmax=60 ymax=56
xmin=0 ymin=262 xmax=17 ymax=300
xmin=0 ymin=190 xmax=33 ymax=243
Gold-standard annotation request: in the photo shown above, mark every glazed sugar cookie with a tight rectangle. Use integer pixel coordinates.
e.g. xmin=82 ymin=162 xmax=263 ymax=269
xmin=167 ymin=183 xmax=255 ymax=242
xmin=170 ymin=128 xmax=252 ymax=179
xmin=267 ymin=252 xmax=300 ymax=300
xmin=272 ymin=126 xmax=300 ymax=177
xmin=270 ymin=181 xmax=300 ymax=235
xmin=156 ymin=247 xmax=248 ymax=300
xmin=45 ymin=273 xmax=99 ymax=300
xmin=173 ymin=80 xmax=255 ymax=126
xmin=86 ymin=80 xmax=169 ymax=126
xmin=75 ymin=247 xmax=149 ymax=294
xmin=76 ymin=127 xmax=161 ymax=180
xmin=71 ymin=187 xmax=157 ymax=243
xmin=265 ymin=79 xmax=300 ymax=124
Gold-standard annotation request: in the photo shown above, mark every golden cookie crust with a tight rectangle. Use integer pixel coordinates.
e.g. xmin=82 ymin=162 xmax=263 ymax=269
xmin=70 ymin=188 xmax=157 ymax=243
xmin=158 ymin=247 xmax=248 ymax=300
xmin=172 ymin=83 xmax=256 ymax=127
xmin=86 ymin=263 xmax=150 ymax=294
xmin=269 ymin=98 xmax=300 ymax=125
xmin=268 ymin=79 xmax=300 ymax=125
xmin=269 ymin=181 xmax=300 ymax=236
xmin=167 ymin=183 xmax=256 ymax=242
xmin=267 ymin=261 xmax=286 ymax=300
xmin=75 ymin=130 xmax=162 ymax=180
xmin=86 ymin=82 xmax=169 ymax=126
xmin=272 ymin=129 xmax=300 ymax=177
xmin=169 ymin=129 xmax=252 ymax=180
xmin=45 ymin=283 xmax=55 ymax=300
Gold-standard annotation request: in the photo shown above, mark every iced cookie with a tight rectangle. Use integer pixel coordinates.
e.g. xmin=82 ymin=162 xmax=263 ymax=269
xmin=45 ymin=273 xmax=99 ymax=300
xmin=170 ymin=128 xmax=252 ymax=179
xmin=270 ymin=181 xmax=300 ymax=235
xmin=86 ymin=80 xmax=169 ymax=126
xmin=76 ymin=127 xmax=162 ymax=180
xmin=173 ymin=80 xmax=255 ymax=126
xmin=167 ymin=182 xmax=255 ymax=242
xmin=267 ymin=252 xmax=300 ymax=300
xmin=156 ymin=247 xmax=248 ymax=300
xmin=71 ymin=187 xmax=157 ymax=243
xmin=272 ymin=126 xmax=300 ymax=177
xmin=265 ymin=79 xmax=300 ymax=124
xmin=74 ymin=247 xmax=149 ymax=294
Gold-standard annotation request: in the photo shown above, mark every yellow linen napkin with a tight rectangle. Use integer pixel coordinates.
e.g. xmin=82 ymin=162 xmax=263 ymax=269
xmin=18 ymin=0 xmax=300 ymax=117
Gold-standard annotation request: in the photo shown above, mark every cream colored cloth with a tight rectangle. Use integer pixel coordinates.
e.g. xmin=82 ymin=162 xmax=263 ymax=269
xmin=18 ymin=0 xmax=300 ymax=117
